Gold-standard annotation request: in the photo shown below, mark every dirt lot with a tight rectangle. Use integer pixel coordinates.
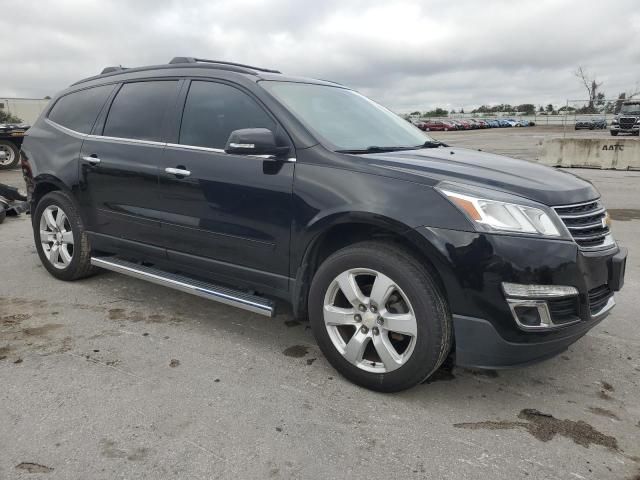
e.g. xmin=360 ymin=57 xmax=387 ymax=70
xmin=1 ymin=136 xmax=639 ymax=479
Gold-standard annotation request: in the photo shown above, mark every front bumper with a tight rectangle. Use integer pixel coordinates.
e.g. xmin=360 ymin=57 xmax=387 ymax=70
xmin=412 ymin=227 xmax=627 ymax=368
xmin=610 ymin=125 xmax=639 ymax=133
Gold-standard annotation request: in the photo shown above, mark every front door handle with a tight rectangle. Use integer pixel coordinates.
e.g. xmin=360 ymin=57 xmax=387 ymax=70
xmin=165 ymin=167 xmax=191 ymax=177
xmin=81 ymin=155 xmax=100 ymax=165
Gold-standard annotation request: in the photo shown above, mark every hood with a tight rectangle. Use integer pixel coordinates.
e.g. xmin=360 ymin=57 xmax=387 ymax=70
xmin=361 ymin=147 xmax=598 ymax=206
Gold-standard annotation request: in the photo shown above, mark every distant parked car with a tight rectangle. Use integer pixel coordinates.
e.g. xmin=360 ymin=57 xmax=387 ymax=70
xmin=575 ymin=120 xmax=595 ymax=130
xmin=592 ymin=118 xmax=607 ymax=129
xmin=486 ymin=119 xmax=500 ymax=128
xmin=457 ymin=120 xmax=473 ymax=130
xmin=422 ymin=120 xmax=454 ymax=131
xmin=496 ymin=119 xmax=512 ymax=127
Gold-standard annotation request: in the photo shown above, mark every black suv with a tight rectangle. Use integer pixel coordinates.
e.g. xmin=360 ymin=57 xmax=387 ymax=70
xmin=22 ymin=58 xmax=627 ymax=392
xmin=610 ymin=100 xmax=640 ymax=136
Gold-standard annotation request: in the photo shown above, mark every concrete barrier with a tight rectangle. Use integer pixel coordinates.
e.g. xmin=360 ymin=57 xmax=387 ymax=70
xmin=537 ymin=137 xmax=640 ymax=170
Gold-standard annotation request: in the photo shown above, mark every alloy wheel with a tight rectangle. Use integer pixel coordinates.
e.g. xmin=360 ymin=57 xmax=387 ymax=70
xmin=39 ymin=205 xmax=74 ymax=269
xmin=323 ymin=268 xmax=417 ymax=373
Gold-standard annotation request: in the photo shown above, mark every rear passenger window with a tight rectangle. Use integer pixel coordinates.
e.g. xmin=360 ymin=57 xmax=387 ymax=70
xmin=179 ymin=81 xmax=276 ymax=149
xmin=103 ymin=81 xmax=178 ymax=142
xmin=48 ymin=85 xmax=114 ymax=134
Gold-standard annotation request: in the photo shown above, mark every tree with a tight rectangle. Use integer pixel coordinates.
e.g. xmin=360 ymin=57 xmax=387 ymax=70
xmin=516 ymin=104 xmax=536 ymax=115
xmin=0 ymin=111 xmax=22 ymax=123
xmin=424 ymin=107 xmax=449 ymax=117
xmin=538 ymin=105 xmax=544 ymax=113
xmin=460 ymin=108 xmax=465 ymax=114
xmin=546 ymin=104 xmax=554 ymax=113
xmin=410 ymin=111 xmax=421 ymax=116
xmin=575 ymin=66 xmax=602 ymax=112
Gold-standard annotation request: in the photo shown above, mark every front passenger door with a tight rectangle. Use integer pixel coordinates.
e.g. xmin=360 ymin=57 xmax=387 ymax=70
xmin=156 ymin=80 xmax=295 ymax=290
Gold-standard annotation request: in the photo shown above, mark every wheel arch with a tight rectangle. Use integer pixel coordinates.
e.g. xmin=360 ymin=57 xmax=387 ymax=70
xmin=290 ymin=213 xmax=452 ymax=320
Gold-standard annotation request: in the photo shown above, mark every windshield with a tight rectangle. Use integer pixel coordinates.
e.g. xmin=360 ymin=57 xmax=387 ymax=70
xmin=260 ymin=81 xmax=431 ymax=151
xmin=621 ymin=103 xmax=640 ymax=115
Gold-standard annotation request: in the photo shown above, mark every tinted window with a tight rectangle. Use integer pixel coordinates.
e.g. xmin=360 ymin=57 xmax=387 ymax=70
xmin=180 ymin=81 xmax=276 ymax=149
xmin=103 ymin=81 xmax=178 ymax=141
xmin=48 ymin=85 xmax=114 ymax=134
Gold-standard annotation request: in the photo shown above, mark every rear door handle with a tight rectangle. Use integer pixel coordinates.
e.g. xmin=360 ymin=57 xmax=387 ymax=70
xmin=81 ymin=155 xmax=100 ymax=165
xmin=165 ymin=167 xmax=191 ymax=177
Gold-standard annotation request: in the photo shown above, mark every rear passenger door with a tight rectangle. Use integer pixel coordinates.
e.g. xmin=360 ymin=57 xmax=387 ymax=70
xmin=155 ymin=80 xmax=295 ymax=290
xmin=78 ymin=80 xmax=180 ymax=249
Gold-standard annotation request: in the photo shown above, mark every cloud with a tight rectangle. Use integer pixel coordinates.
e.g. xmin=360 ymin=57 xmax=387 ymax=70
xmin=1 ymin=0 xmax=638 ymax=111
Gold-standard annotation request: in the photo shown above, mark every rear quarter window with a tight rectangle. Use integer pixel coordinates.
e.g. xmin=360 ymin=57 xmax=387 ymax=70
xmin=48 ymin=85 xmax=115 ymax=134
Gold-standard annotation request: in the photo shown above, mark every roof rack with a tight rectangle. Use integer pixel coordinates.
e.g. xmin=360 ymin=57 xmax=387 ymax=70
xmin=101 ymin=66 xmax=128 ymax=75
xmin=168 ymin=57 xmax=281 ymax=74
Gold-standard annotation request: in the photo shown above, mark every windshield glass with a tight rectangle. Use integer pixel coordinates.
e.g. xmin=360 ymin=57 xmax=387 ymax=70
xmin=260 ymin=81 xmax=431 ymax=151
xmin=620 ymin=103 xmax=640 ymax=115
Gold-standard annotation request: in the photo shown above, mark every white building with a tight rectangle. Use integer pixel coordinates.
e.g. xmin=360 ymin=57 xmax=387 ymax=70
xmin=0 ymin=97 xmax=50 ymax=125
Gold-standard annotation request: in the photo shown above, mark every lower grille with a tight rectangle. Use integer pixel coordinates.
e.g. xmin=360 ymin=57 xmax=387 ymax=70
xmin=547 ymin=296 xmax=579 ymax=324
xmin=553 ymin=200 xmax=610 ymax=249
xmin=588 ymin=285 xmax=612 ymax=315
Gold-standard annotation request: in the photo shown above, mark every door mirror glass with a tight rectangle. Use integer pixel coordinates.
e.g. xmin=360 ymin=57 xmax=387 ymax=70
xmin=225 ymin=128 xmax=279 ymax=155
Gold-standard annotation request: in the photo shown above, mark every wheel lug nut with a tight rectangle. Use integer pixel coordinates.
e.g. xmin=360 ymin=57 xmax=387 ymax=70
xmin=358 ymin=304 xmax=366 ymax=312
xmin=360 ymin=326 xmax=369 ymax=334
xmin=376 ymin=316 xmax=384 ymax=325
xmin=370 ymin=305 xmax=377 ymax=313
xmin=354 ymin=314 xmax=362 ymax=322
xmin=372 ymin=327 xmax=379 ymax=335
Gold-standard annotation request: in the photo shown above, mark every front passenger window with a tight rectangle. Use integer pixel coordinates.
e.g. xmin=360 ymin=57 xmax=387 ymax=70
xmin=179 ymin=81 xmax=276 ymax=150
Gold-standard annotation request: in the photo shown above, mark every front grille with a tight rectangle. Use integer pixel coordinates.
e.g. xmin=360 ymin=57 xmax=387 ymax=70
xmin=588 ymin=285 xmax=612 ymax=315
xmin=619 ymin=117 xmax=636 ymax=129
xmin=547 ymin=296 xmax=579 ymax=324
xmin=553 ymin=200 xmax=609 ymax=249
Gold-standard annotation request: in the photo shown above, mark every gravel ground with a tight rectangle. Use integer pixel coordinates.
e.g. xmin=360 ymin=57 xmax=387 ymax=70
xmin=1 ymin=136 xmax=639 ymax=480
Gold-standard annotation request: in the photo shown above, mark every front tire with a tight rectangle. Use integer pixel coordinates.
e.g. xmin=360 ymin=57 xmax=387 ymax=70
xmin=33 ymin=191 xmax=96 ymax=280
xmin=610 ymin=131 xmax=618 ymax=136
xmin=0 ymin=141 xmax=20 ymax=170
xmin=309 ymin=241 xmax=452 ymax=392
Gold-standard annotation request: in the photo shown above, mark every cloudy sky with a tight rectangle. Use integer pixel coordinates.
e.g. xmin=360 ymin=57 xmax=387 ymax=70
xmin=1 ymin=0 xmax=639 ymax=112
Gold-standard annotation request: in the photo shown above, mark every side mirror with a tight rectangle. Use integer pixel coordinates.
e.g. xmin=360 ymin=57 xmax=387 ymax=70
xmin=225 ymin=128 xmax=281 ymax=156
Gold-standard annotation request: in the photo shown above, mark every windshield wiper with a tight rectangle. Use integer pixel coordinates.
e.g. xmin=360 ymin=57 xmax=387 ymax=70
xmin=336 ymin=145 xmax=417 ymax=154
xmin=417 ymin=140 xmax=448 ymax=148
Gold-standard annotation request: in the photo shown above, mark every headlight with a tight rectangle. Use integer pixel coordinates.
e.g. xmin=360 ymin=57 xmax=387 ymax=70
xmin=612 ymin=119 xmax=619 ymax=125
xmin=438 ymin=188 xmax=562 ymax=236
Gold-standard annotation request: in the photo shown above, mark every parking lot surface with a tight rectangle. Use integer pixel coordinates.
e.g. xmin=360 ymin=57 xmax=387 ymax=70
xmin=1 ymin=132 xmax=639 ymax=479
xmin=429 ymin=125 xmax=617 ymax=161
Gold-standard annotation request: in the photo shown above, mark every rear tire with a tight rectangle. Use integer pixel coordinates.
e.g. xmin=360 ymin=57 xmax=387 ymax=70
xmin=309 ymin=241 xmax=452 ymax=392
xmin=33 ymin=191 xmax=97 ymax=281
xmin=0 ymin=141 xmax=20 ymax=170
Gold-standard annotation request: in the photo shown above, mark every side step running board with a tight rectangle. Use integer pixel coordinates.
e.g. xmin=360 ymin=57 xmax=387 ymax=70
xmin=91 ymin=256 xmax=275 ymax=317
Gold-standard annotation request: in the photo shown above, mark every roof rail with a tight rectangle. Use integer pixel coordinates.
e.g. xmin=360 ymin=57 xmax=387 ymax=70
xmin=168 ymin=57 xmax=281 ymax=74
xmin=101 ymin=66 xmax=128 ymax=75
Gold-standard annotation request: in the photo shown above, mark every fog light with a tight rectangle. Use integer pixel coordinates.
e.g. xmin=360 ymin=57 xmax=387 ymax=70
xmin=513 ymin=306 xmax=542 ymax=327
xmin=507 ymin=299 xmax=552 ymax=330
xmin=502 ymin=283 xmax=578 ymax=298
